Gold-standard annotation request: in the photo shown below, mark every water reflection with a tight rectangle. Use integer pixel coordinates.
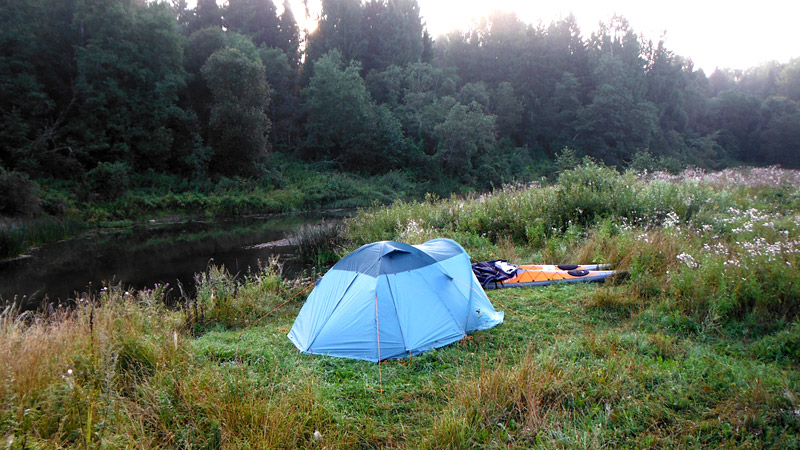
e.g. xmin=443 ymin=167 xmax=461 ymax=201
xmin=0 ymin=211 xmax=344 ymax=308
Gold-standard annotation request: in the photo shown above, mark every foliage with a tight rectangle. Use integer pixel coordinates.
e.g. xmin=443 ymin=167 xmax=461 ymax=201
xmin=290 ymin=220 xmax=347 ymax=266
xmin=0 ymin=169 xmax=41 ymax=217
xmin=0 ymin=218 xmax=84 ymax=258
xmin=554 ymin=146 xmax=581 ymax=172
xmin=87 ymin=161 xmax=131 ymax=201
xmin=201 ymin=46 xmax=272 ymax=177
xmin=70 ymin=0 xmax=188 ymax=171
xmin=3 ymin=0 xmax=799 ymax=208
xmin=434 ymin=102 xmax=497 ymax=182
xmin=193 ymin=260 xmax=291 ymax=330
xmin=303 ymin=50 xmax=408 ymax=172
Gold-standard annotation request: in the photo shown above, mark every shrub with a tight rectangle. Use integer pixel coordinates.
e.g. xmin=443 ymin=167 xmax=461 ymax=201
xmin=0 ymin=169 xmax=41 ymax=217
xmin=193 ymin=260 xmax=293 ymax=330
xmin=554 ymin=146 xmax=580 ymax=173
xmin=88 ymin=162 xmax=131 ymax=201
xmin=290 ymin=220 xmax=347 ymax=266
xmin=628 ymin=149 xmax=659 ymax=174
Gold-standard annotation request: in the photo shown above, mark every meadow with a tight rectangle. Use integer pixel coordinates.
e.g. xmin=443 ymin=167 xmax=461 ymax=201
xmin=1 ymin=162 xmax=799 ymax=448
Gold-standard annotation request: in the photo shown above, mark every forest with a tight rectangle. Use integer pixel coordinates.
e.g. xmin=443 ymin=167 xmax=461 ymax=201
xmin=2 ymin=0 xmax=800 ymax=218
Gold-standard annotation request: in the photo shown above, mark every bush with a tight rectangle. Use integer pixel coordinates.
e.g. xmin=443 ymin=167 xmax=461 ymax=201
xmin=0 ymin=169 xmax=41 ymax=217
xmin=628 ymin=149 xmax=659 ymax=174
xmin=193 ymin=261 xmax=293 ymax=330
xmin=554 ymin=146 xmax=580 ymax=173
xmin=290 ymin=220 xmax=347 ymax=265
xmin=88 ymin=162 xmax=131 ymax=201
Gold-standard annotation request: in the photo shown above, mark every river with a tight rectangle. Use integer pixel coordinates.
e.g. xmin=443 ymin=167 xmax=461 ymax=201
xmin=0 ymin=211 xmax=346 ymax=309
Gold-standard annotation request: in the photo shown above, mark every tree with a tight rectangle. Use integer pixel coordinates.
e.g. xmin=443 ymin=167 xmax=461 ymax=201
xmin=277 ymin=0 xmax=301 ymax=68
xmin=457 ymin=82 xmax=490 ymax=110
xmin=0 ymin=0 xmax=78 ymax=173
xmin=708 ymin=89 xmax=761 ymax=161
xmin=778 ymin=58 xmax=800 ymax=101
xmin=683 ymin=66 xmax=711 ymax=135
xmin=550 ymin=72 xmax=582 ymax=150
xmin=758 ymin=96 xmax=800 ymax=167
xmin=302 ymin=50 xmax=406 ymax=172
xmin=305 ymin=0 xmax=366 ymax=67
xmin=740 ymin=61 xmax=782 ymax=98
xmin=260 ymin=47 xmax=300 ymax=149
xmin=435 ymin=102 xmax=497 ymax=181
xmin=435 ymin=10 xmax=528 ymax=87
xmin=180 ymin=27 xmax=228 ymax=173
xmin=708 ymin=68 xmax=737 ymax=97
xmin=186 ymin=0 xmax=222 ymax=33
xmin=365 ymin=64 xmax=405 ymax=107
xmin=490 ymin=82 xmax=524 ymax=142
xmin=224 ymin=0 xmax=281 ymax=48
xmin=393 ymin=63 xmax=459 ymax=154
xmin=70 ymin=0 xmax=188 ymax=170
xmin=201 ymin=47 xmax=271 ymax=176
xmin=361 ymin=0 xmax=424 ymax=73
xmin=641 ymin=40 xmax=695 ymax=158
xmin=576 ymin=53 xmax=658 ymax=165
xmin=302 ymin=50 xmax=375 ymax=165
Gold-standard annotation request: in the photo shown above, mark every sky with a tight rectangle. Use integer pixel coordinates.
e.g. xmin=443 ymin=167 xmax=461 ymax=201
xmin=279 ymin=0 xmax=799 ymax=74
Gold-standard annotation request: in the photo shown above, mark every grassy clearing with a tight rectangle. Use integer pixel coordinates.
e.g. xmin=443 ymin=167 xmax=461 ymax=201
xmin=1 ymin=163 xmax=799 ymax=448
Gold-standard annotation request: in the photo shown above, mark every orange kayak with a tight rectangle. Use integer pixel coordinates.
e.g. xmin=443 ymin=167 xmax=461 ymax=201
xmin=473 ymin=261 xmax=623 ymax=289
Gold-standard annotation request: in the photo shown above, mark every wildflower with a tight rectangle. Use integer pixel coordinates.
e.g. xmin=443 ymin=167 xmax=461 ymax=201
xmin=664 ymin=212 xmax=680 ymax=228
xmin=676 ymin=252 xmax=698 ymax=268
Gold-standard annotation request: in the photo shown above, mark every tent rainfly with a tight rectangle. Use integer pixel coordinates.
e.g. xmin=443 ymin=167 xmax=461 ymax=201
xmin=288 ymin=238 xmax=504 ymax=362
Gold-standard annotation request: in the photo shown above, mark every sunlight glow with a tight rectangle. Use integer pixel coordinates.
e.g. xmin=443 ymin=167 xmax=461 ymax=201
xmin=237 ymin=0 xmax=799 ymax=73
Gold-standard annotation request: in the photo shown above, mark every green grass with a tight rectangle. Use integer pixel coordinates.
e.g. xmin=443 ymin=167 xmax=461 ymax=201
xmin=1 ymin=163 xmax=799 ymax=448
xmin=0 ymin=217 xmax=86 ymax=258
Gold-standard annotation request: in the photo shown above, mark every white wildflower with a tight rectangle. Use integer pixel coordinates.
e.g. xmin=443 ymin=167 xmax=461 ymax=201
xmin=676 ymin=252 xmax=698 ymax=268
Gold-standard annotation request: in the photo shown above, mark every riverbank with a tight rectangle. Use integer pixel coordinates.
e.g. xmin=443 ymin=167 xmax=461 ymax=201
xmin=1 ymin=161 xmax=421 ymax=259
xmin=1 ymin=163 xmax=798 ymax=447
xmin=0 ymin=211 xmax=346 ymax=305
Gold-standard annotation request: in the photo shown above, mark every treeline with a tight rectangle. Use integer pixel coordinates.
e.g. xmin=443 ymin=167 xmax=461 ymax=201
xmin=2 ymin=0 xmax=800 ymax=202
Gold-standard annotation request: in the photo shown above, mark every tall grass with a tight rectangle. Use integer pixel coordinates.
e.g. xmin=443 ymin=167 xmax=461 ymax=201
xmin=290 ymin=219 xmax=347 ymax=266
xmin=346 ymin=162 xmax=800 ymax=334
xmin=0 ymin=263 xmax=324 ymax=448
xmin=0 ymin=217 xmax=85 ymax=258
xmin=2 ymin=163 xmax=799 ymax=448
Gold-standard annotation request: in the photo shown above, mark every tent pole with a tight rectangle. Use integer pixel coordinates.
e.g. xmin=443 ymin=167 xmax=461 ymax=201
xmin=375 ymin=294 xmax=383 ymax=394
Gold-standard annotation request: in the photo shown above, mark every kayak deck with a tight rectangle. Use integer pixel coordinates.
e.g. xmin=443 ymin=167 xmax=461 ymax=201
xmin=472 ymin=260 xmax=624 ymax=289
xmin=492 ymin=269 xmax=621 ymax=289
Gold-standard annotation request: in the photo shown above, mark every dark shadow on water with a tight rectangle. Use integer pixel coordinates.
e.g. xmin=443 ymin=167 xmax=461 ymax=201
xmin=0 ymin=211 xmax=347 ymax=310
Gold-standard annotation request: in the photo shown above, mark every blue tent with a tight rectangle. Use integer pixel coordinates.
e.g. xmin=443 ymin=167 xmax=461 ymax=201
xmin=288 ymin=238 xmax=504 ymax=362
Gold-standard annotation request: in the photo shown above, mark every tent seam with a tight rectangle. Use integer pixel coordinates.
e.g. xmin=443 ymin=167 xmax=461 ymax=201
xmin=306 ymin=272 xmax=362 ymax=351
xmin=384 ymin=274 xmax=410 ymax=354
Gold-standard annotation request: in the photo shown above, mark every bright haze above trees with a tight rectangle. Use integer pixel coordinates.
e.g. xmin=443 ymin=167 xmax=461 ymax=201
xmin=287 ymin=0 xmax=799 ymax=73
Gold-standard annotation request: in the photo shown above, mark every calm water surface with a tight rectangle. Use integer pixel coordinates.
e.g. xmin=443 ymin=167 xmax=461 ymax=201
xmin=0 ymin=211 xmax=345 ymax=308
